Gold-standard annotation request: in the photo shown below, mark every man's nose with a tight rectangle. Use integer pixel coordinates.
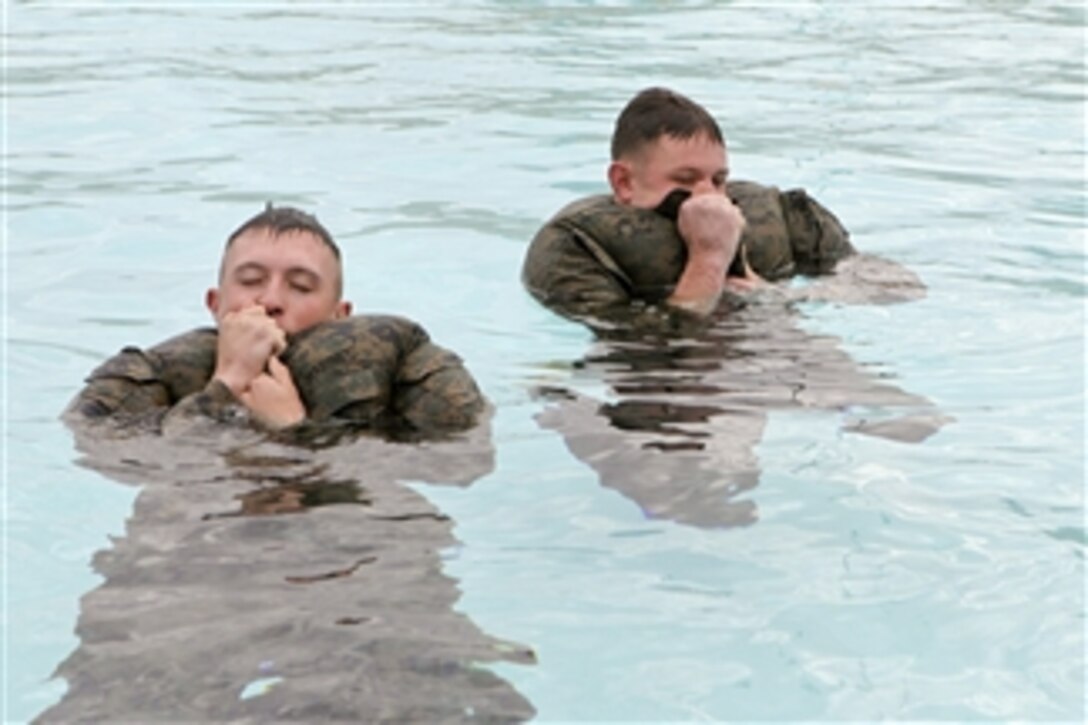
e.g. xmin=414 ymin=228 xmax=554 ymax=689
xmin=691 ymin=178 xmax=717 ymax=196
xmin=256 ymin=281 xmax=285 ymax=315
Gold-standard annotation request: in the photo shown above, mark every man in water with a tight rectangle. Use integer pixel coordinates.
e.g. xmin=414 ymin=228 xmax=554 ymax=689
xmin=204 ymin=205 xmax=352 ymax=428
xmin=523 ymin=86 xmax=864 ymax=330
xmin=54 ymin=208 xmax=527 ymax=720
xmin=582 ymin=85 xmax=749 ymax=316
xmin=67 ymin=205 xmax=486 ymax=438
xmin=521 ymin=87 xmax=943 ymax=527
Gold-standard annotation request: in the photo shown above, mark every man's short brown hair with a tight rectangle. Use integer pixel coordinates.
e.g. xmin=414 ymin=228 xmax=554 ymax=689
xmin=225 ymin=204 xmax=340 ymax=260
xmin=222 ymin=204 xmax=344 ymax=296
xmin=610 ymin=87 xmax=724 ymax=160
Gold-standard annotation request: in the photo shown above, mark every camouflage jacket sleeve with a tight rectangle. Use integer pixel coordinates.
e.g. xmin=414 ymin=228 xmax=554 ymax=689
xmin=521 ymin=195 xmax=711 ymax=335
xmin=282 ymin=315 xmax=486 ymax=438
xmin=394 ymin=338 xmax=487 ymax=435
xmin=64 ymin=346 xmax=173 ymax=426
xmin=728 ymin=180 xmax=855 ymax=279
xmin=160 ymin=380 xmax=252 ymax=436
xmin=63 ymin=328 xmax=248 ymax=433
xmin=68 ymin=320 xmax=484 ymax=439
xmin=521 ymin=184 xmax=854 ymax=334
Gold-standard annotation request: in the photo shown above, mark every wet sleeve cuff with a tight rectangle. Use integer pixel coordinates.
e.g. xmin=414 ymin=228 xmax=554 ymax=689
xmin=161 ymin=378 xmax=251 ymax=435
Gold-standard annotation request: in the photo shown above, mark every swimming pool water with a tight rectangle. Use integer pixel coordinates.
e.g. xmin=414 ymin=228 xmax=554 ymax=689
xmin=5 ymin=2 xmax=1085 ymax=721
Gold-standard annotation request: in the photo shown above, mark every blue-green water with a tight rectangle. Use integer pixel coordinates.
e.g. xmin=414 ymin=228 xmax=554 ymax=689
xmin=5 ymin=1 xmax=1085 ymax=722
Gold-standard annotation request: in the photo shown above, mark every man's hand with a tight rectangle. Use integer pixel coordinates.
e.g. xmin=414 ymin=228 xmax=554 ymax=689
xmin=668 ymin=194 xmax=746 ymax=314
xmin=724 ymin=244 xmax=766 ymax=294
xmin=212 ymin=305 xmax=287 ymax=397
xmin=239 ymin=357 xmax=306 ymax=429
xmin=676 ymin=193 xmax=745 ymax=259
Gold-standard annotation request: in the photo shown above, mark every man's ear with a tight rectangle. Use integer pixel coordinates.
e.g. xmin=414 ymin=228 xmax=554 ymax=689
xmin=205 ymin=288 xmax=220 ymax=317
xmin=335 ymin=300 xmax=352 ymax=319
xmin=608 ymin=161 xmax=634 ymax=204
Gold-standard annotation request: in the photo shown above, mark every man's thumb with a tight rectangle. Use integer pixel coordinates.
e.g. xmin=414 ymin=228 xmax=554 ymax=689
xmin=268 ymin=356 xmax=292 ymax=381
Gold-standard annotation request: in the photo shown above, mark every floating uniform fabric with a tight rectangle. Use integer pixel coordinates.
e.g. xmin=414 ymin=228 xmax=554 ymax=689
xmin=65 ymin=315 xmax=486 ymax=438
xmin=521 ymin=179 xmax=854 ymax=330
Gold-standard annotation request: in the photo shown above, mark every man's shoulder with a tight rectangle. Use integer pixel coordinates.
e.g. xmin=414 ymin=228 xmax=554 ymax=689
xmin=282 ymin=314 xmax=483 ymax=430
xmin=546 ymin=193 xmax=617 ymax=224
xmin=64 ymin=327 xmax=219 ymax=428
xmin=527 ymin=193 xmax=618 ymax=250
xmin=524 ymin=191 xmax=686 ymax=300
xmin=287 ymin=314 xmax=432 ymax=357
xmin=85 ymin=327 xmax=217 ymax=388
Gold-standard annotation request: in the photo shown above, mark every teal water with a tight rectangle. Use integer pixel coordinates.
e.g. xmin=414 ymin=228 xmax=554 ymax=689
xmin=5 ymin=2 xmax=1085 ymax=722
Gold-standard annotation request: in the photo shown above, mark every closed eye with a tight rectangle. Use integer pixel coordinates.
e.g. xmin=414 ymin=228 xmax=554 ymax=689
xmin=233 ymin=262 xmax=268 ymax=287
xmin=287 ymin=270 xmax=320 ymax=293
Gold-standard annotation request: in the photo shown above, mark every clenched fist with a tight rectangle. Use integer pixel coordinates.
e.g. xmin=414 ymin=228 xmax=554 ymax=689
xmin=677 ymin=193 xmax=745 ymax=262
xmin=212 ymin=305 xmax=287 ymax=397
xmin=668 ymin=194 xmax=747 ymax=315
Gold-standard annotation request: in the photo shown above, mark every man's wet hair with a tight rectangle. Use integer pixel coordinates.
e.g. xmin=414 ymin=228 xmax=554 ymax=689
xmin=225 ymin=203 xmax=341 ymax=261
xmin=221 ymin=204 xmax=344 ymax=296
xmin=611 ymin=87 xmax=724 ymax=160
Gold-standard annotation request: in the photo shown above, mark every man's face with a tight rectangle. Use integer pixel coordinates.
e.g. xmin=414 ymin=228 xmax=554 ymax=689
xmin=206 ymin=227 xmax=351 ymax=335
xmin=609 ymin=132 xmax=729 ymax=209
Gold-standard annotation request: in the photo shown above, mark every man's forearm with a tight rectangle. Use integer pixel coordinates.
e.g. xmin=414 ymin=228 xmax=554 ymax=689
xmin=160 ymin=379 xmax=251 ymax=436
xmin=666 ymin=253 xmax=728 ymax=316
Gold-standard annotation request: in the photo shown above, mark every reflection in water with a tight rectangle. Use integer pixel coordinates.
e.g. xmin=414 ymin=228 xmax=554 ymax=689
xmin=40 ymin=420 xmax=535 ymax=723
xmin=206 ymin=479 xmax=372 ymax=520
xmin=537 ymin=281 xmax=950 ymax=529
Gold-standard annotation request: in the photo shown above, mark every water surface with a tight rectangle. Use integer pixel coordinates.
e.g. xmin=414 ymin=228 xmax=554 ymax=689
xmin=5 ymin=2 xmax=1084 ymax=722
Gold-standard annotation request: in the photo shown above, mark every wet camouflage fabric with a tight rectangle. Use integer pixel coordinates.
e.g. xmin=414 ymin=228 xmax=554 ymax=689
xmin=66 ymin=315 xmax=486 ymax=437
xmin=282 ymin=315 xmax=485 ymax=436
xmin=521 ymin=179 xmax=854 ymax=330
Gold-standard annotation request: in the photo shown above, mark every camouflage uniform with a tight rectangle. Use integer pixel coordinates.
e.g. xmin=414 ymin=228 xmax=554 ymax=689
xmin=66 ymin=315 xmax=486 ymax=438
xmin=521 ymin=180 xmax=854 ymax=330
